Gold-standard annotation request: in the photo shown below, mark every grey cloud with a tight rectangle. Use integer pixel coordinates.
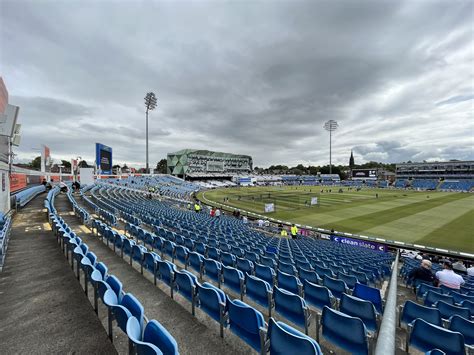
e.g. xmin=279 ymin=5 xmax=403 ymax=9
xmin=1 ymin=0 xmax=473 ymax=167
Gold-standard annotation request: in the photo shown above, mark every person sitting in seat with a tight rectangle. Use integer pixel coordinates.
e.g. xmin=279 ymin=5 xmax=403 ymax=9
xmin=408 ymin=259 xmax=435 ymax=291
xmin=436 ymin=261 xmax=465 ymax=290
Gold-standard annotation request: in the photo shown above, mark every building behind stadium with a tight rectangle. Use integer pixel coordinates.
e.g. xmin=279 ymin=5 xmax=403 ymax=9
xmin=167 ymin=149 xmax=252 ymax=179
xmin=396 ymin=161 xmax=474 ymax=179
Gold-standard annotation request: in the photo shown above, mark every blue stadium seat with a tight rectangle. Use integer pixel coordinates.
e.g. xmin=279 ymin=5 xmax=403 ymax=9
xmin=323 ymin=275 xmax=348 ymax=300
xmin=340 ymin=293 xmax=378 ymax=334
xmin=353 ymin=283 xmax=384 ymax=313
xmin=236 ymin=257 xmax=254 ymax=275
xmin=220 ymin=252 xmax=236 ymax=267
xmin=245 ymin=274 xmax=273 ymax=317
xmin=203 ymin=258 xmax=223 ymax=287
xmin=416 ymin=283 xmax=440 ymax=300
xmin=279 ymin=261 xmax=297 ymax=276
xmin=303 ymin=280 xmax=335 ymax=313
xmin=255 ymin=263 xmax=276 ymax=286
xmin=399 ymin=300 xmax=442 ymax=329
xmin=126 ymin=316 xmax=179 ymax=355
xmin=461 ymin=300 xmax=474 ymax=314
xmin=436 ymin=300 xmax=471 ymax=320
xmin=321 ymin=306 xmax=370 ymax=355
xmin=174 ymin=245 xmax=189 ymax=265
xmin=222 ymin=266 xmax=245 ymax=300
xmin=265 ymin=318 xmax=322 ymax=355
xmin=273 ymin=286 xmax=311 ymax=334
xmin=174 ymin=269 xmax=198 ymax=315
xmin=157 ymin=260 xmax=177 ymax=297
xmin=187 ymin=252 xmax=204 ymax=277
xmin=225 ymin=297 xmax=266 ymax=352
xmin=452 ymin=291 xmax=474 ymax=305
xmin=337 ymin=272 xmax=359 ymax=290
xmin=298 ymin=268 xmax=322 ymax=285
xmin=448 ymin=315 xmax=474 ymax=348
xmin=425 ymin=291 xmax=454 ymax=307
xmin=408 ymin=318 xmax=465 ymax=355
xmin=196 ymin=282 xmax=227 ymax=337
xmin=277 ymin=270 xmax=303 ymax=296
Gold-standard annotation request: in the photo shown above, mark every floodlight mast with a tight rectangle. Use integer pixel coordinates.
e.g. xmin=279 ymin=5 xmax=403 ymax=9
xmin=144 ymin=92 xmax=157 ymax=174
xmin=324 ymin=120 xmax=338 ymax=174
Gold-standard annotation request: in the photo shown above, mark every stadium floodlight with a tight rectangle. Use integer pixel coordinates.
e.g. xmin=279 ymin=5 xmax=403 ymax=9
xmin=324 ymin=120 xmax=338 ymax=174
xmin=144 ymin=92 xmax=157 ymax=174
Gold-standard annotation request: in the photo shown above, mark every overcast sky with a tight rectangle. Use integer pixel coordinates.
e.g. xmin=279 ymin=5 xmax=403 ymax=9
xmin=1 ymin=0 xmax=473 ymax=168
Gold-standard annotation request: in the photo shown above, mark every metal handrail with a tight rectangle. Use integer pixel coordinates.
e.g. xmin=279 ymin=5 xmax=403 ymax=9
xmin=374 ymin=252 xmax=399 ymax=355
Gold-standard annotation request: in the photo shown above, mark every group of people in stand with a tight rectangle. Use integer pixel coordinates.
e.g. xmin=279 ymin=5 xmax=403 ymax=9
xmin=408 ymin=256 xmax=474 ymax=291
xmin=209 ymin=207 xmax=221 ymax=218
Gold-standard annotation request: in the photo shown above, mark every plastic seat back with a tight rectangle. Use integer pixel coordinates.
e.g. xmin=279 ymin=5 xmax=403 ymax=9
xmin=448 ymin=314 xmax=474 ymax=346
xmin=245 ymin=274 xmax=272 ymax=311
xmin=340 ymin=294 xmax=378 ymax=333
xmin=304 ymin=280 xmax=333 ymax=312
xmin=227 ymin=297 xmax=266 ymax=352
xmin=353 ymin=283 xmax=383 ymax=313
xmin=278 ymin=270 xmax=302 ymax=295
xmin=425 ymin=291 xmax=454 ymax=307
xmin=222 ymin=266 xmax=244 ymax=296
xmin=409 ymin=318 xmax=465 ymax=355
xmin=400 ymin=300 xmax=442 ymax=327
xmin=197 ymin=282 xmax=226 ymax=322
xmin=321 ymin=306 xmax=369 ymax=355
xmin=267 ymin=318 xmax=322 ymax=355
xmin=436 ymin=300 xmax=471 ymax=320
xmin=255 ymin=263 xmax=275 ymax=285
xmin=175 ymin=269 xmax=197 ymax=302
xmin=299 ymin=268 xmax=321 ymax=285
xmin=323 ymin=275 xmax=347 ymax=299
xmin=274 ymin=287 xmax=308 ymax=331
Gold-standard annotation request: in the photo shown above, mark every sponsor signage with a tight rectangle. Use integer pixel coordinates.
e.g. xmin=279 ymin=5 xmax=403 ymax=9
xmin=96 ymin=143 xmax=113 ymax=175
xmin=331 ymin=235 xmax=387 ymax=252
xmin=311 ymin=197 xmax=318 ymax=205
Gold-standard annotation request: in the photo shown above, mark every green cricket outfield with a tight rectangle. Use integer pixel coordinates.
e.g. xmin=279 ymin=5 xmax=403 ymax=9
xmin=197 ymin=186 xmax=474 ymax=253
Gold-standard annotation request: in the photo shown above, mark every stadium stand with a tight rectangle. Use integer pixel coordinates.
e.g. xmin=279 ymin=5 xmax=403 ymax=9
xmin=13 ymin=184 xmax=45 ymax=208
xmin=439 ymin=179 xmax=474 ymax=192
xmin=410 ymin=179 xmax=439 ymax=190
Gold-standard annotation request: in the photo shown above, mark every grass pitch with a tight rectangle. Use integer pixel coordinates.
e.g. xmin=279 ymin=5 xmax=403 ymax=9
xmin=198 ymin=186 xmax=474 ymax=253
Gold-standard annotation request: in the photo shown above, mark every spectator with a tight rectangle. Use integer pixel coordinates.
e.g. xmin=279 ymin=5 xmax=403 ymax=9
xmin=258 ymin=218 xmax=264 ymax=227
xmin=436 ymin=261 xmax=465 ymax=290
xmin=467 ymin=264 xmax=474 ymax=277
xmin=242 ymin=215 xmax=248 ymax=224
xmin=408 ymin=260 xmax=435 ymax=290
xmin=452 ymin=260 xmax=467 ymax=274
xmin=210 ymin=207 xmax=215 ymax=217
xmin=280 ymin=227 xmax=288 ymax=237
xmin=215 ymin=208 xmax=221 ymax=218
xmin=290 ymin=224 xmax=298 ymax=239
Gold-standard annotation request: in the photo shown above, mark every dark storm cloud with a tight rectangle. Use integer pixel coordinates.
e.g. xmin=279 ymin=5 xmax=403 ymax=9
xmin=1 ymin=0 xmax=472 ymax=167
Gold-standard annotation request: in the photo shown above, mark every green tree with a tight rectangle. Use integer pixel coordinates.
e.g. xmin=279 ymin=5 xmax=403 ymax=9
xmin=30 ymin=156 xmax=41 ymax=170
xmin=61 ymin=160 xmax=71 ymax=169
xmin=155 ymin=159 xmax=167 ymax=174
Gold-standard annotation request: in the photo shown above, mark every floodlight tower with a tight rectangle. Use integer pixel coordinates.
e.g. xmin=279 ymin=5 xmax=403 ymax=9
xmin=144 ymin=92 xmax=157 ymax=174
xmin=324 ymin=120 xmax=338 ymax=174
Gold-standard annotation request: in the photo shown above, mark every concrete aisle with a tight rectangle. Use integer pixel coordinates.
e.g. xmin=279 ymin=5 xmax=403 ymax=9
xmin=0 ymin=195 xmax=116 ymax=354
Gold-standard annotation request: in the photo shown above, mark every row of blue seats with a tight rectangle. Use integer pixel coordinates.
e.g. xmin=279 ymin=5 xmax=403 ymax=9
xmin=15 ymin=185 xmax=46 ymax=208
xmin=66 ymin=190 xmax=90 ymax=223
xmin=45 ymin=187 xmax=180 ymax=355
xmin=0 ymin=214 xmax=12 ymax=269
xmin=399 ymin=300 xmax=473 ymax=354
xmin=93 ymin=217 xmax=378 ymax=355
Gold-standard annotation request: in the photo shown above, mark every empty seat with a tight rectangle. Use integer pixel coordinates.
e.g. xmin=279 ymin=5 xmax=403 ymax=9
xmin=448 ymin=315 xmax=474 ymax=347
xmin=408 ymin=318 xmax=465 ymax=355
xmin=222 ymin=266 xmax=244 ymax=300
xmin=273 ymin=286 xmax=311 ymax=334
xmin=353 ymin=283 xmax=383 ymax=313
xmin=340 ymin=294 xmax=378 ymax=334
xmin=323 ymin=275 xmax=348 ymax=300
xmin=174 ymin=245 xmax=189 ymax=265
xmin=279 ymin=261 xmax=297 ymax=275
xmin=226 ymin=297 xmax=266 ymax=352
xmin=399 ymin=300 xmax=442 ymax=328
xmin=321 ymin=306 xmax=370 ymax=355
xmin=203 ymin=258 xmax=223 ymax=287
xmin=220 ymin=252 xmax=236 ymax=267
xmin=245 ymin=274 xmax=273 ymax=317
xmin=337 ymin=272 xmax=359 ymax=290
xmin=452 ymin=291 xmax=474 ymax=305
xmin=461 ymin=300 xmax=474 ymax=314
xmin=416 ymin=282 xmax=440 ymax=300
xmin=436 ymin=300 xmax=471 ymax=320
xmin=187 ymin=252 xmax=204 ymax=276
xmin=207 ymin=246 xmax=220 ymax=260
xmin=127 ymin=316 xmax=179 ymax=355
xmin=303 ymin=281 xmax=334 ymax=313
xmin=197 ymin=282 xmax=227 ymax=337
xmin=277 ymin=270 xmax=302 ymax=296
xmin=157 ymin=260 xmax=177 ymax=297
xmin=174 ymin=269 xmax=198 ymax=315
xmin=425 ymin=291 xmax=454 ymax=307
xmin=266 ymin=317 xmax=322 ymax=355
xmin=255 ymin=263 xmax=276 ymax=286
xmin=298 ymin=268 xmax=322 ymax=285
xmin=236 ymin=258 xmax=254 ymax=275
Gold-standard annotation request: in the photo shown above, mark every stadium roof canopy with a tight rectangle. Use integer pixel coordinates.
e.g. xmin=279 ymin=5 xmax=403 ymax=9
xmin=168 ymin=149 xmax=251 ymax=159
